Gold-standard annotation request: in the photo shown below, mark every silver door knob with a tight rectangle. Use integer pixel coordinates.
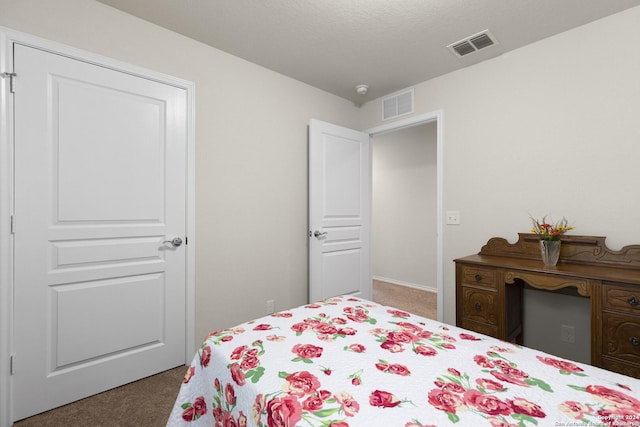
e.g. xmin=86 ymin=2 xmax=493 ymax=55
xmin=313 ymin=230 xmax=327 ymax=239
xmin=163 ymin=237 xmax=183 ymax=247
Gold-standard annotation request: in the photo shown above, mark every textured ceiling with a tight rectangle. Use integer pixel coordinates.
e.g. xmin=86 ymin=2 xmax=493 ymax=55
xmin=98 ymin=0 xmax=640 ymax=104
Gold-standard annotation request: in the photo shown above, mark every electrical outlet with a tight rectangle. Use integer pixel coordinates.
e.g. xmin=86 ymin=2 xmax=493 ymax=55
xmin=561 ymin=324 xmax=575 ymax=343
xmin=266 ymin=299 xmax=275 ymax=314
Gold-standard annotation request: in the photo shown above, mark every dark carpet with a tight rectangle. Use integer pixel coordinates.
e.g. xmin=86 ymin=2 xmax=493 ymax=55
xmin=14 ymin=365 xmax=187 ymax=427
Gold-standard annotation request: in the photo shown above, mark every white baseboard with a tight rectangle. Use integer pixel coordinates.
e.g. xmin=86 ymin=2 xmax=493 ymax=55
xmin=373 ymin=276 xmax=437 ymax=293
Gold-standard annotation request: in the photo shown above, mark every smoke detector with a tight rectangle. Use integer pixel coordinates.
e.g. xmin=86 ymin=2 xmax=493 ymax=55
xmin=355 ymin=84 xmax=369 ymax=95
xmin=447 ymin=30 xmax=498 ymax=57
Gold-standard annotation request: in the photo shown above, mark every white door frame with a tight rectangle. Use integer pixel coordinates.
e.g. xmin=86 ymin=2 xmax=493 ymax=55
xmin=365 ymin=111 xmax=444 ymax=322
xmin=0 ymin=26 xmax=196 ymax=426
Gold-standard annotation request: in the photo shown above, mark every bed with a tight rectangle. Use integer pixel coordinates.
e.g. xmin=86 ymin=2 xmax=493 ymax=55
xmin=167 ymin=296 xmax=640 ymax=426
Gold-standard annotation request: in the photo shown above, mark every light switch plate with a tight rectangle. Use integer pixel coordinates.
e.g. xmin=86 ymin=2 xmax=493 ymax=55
xmin=446 ymin=210 xmax=461 ymax=225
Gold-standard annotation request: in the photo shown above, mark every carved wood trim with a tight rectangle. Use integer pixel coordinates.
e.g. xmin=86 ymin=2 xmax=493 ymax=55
xmin=504 ymin=271 xmax=591 ymax=296
xmin=480 ymin=233 xmax=640 ymax=270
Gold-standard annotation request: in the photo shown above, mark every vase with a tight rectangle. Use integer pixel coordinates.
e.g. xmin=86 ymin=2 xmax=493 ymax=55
xmin=540 ymin=240 xmax=561 ymax=266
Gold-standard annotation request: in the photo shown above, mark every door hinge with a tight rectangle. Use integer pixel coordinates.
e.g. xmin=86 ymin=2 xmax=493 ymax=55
xmin=10 ymin=215 xmax=15 ymax=234
xmin=1 ymin=72 xmax=16 ymax=93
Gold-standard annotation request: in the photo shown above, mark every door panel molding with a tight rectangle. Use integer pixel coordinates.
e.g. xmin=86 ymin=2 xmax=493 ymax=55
xmin=0 ymin=26 xmax=195 ymax=426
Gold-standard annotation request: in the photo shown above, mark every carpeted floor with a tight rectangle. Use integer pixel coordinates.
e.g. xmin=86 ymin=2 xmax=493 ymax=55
xmin=372 ymin=279 xmax=438 ymax=320
xmin=13 ymin=281 xmax=437 ymax=426
xmin=13 ymin=365 xmax=187 ymax=427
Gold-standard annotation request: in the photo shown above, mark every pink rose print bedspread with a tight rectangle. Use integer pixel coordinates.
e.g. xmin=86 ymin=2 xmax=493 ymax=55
xmin=167 ymin=296 xmax=640 ymax=426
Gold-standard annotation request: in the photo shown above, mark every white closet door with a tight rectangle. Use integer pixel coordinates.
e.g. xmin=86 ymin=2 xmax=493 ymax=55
xmin=12 ymin=44 xmax=187 ymax=420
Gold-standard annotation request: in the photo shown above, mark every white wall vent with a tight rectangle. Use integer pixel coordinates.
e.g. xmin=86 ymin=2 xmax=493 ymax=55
xmin=382 ymin=89 xmax=414 ymax=121
xmin=448 ymin=30 xmax=498 ymax=57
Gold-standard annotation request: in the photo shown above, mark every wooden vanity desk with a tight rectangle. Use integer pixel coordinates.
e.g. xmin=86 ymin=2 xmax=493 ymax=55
xmin=455 ymin=234 xmax=640 ymax=378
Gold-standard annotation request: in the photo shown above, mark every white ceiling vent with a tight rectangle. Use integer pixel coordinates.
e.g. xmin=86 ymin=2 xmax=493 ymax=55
xmin=382 ymin=89 xmax=414 ymax=121
xmin=448 ymin=30 xmax=498 ymax=57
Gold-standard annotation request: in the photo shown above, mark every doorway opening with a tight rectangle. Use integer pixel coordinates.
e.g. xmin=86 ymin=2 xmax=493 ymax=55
xmin=366 ymin=112 xmax=443 ymax=321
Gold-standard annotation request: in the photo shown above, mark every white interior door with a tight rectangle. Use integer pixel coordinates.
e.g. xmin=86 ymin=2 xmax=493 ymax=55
xmin=12 ymin=44 xmax=187 ymax=421
xmin=308 ymin=119 xmax=371 ymax=302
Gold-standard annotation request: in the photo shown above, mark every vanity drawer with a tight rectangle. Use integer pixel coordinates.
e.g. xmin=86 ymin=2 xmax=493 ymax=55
xmin=601 ymin=312 xmax=640 ymax=366
xmin=602 ymin=282 xmax=640 ymax=315
xmin=600 ymin=357 xmax=640 ymax=379
xmin=461 ymin=286 xmax=498 ymax=326
xmin=461 ymin=266 xmax=497 ymax=289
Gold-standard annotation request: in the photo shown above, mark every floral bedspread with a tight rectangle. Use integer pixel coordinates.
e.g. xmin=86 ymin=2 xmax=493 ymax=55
xmin=167 ymin=296 xmax=640 ymax=427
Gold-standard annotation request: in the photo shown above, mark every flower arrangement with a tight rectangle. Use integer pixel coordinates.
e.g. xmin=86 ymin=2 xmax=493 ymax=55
xmin=530 ymin=216 xmax=573 ymax=241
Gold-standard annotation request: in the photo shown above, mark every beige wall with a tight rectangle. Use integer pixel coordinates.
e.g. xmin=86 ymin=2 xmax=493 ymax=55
xmin=0 ymin=0 xmax=361 ymax=345
xmin=3 ymin=1 xmax=640 ymax=339
xmin=361 ymin=5 xmax=640 ymax=324
xmin=372 ymin=123 xmax=437 ymax=289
